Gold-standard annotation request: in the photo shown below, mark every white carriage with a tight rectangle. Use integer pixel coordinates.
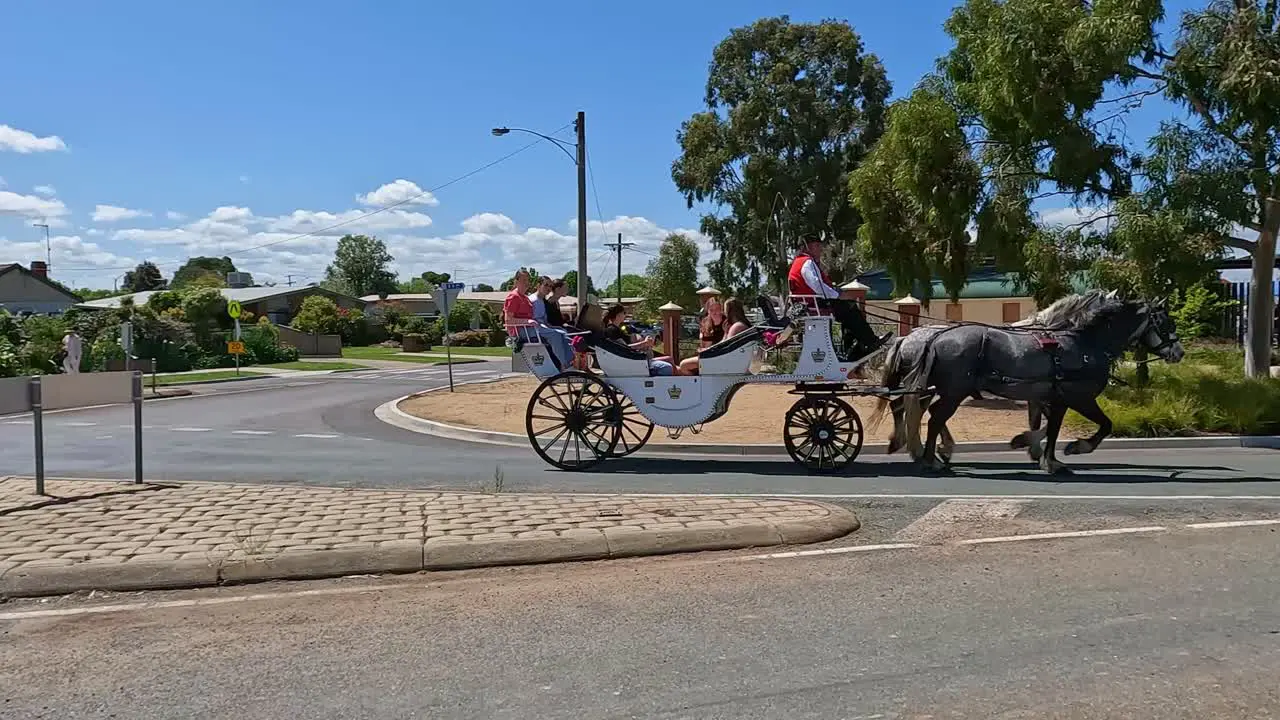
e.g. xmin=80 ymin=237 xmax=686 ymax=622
xmin=508 ymin=296 xmax=901 ymax=472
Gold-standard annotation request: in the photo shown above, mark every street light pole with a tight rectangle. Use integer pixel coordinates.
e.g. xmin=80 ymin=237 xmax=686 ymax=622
xmin=492 ymin=112 xmax=590 ymax=310
xmin=33 ymin=221 xmax=51 ymax=273
xmin=574 ymin=112 xmax=588 ymax=310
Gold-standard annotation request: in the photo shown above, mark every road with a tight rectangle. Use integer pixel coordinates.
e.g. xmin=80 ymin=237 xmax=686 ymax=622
xmin=4 ymin=524 xmax=1280 ymax=718
xmin=1 ymin=360 xmax=1277 ymax=497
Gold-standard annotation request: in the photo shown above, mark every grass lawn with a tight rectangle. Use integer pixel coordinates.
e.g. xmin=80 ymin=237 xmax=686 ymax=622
xmin=342 ymin=345 xmax=506 ymax=363
xmin=153 ymin=370 xmax=264 ymax=385
xmin=263 ymin=361 xmax=367 ymax=371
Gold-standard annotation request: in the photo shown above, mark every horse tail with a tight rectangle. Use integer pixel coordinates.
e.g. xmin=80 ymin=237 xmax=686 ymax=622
xmin=867 ymin=336 xmax=904 ymax=434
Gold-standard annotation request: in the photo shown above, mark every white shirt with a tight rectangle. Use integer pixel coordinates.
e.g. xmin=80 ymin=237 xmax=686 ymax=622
xmin=799 ymin=257 xmax=841 ymax=299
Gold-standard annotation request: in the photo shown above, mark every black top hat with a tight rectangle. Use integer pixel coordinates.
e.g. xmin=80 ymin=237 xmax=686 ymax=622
xmin=799 ymin=231 xmax=830 ymax=246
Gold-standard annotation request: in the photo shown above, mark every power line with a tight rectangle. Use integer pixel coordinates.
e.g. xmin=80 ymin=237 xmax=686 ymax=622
xmin=59 ymin=124 xmax=573 ymax=273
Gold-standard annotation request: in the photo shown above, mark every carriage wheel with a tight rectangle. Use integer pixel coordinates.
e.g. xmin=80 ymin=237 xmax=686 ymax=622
xmin=525 ymin=371 xmax=620 ymax=471
xmin=783 ymin=396 xmax=864 ymax=472
xmin=607 ymin=393 xmax=654 ymax=457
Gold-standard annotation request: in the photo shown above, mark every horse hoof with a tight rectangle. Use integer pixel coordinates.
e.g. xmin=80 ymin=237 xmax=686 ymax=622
xmin=1064 ymin=441 xmax=1079 ymax=456
xmin=1010 ymin=433 xmax=1029 ymax=450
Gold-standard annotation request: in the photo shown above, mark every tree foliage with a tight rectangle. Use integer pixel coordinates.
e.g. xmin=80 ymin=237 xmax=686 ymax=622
xmin=473 ymin=283 xmax=495 ymax=292
xmin=560 ymin=270 xmax=596 ymax=297
xmin=642 ymin=234 xmax=700 ymax=314
xmin=602 ymin=273 xmax=649 ymax=300
xmin=672 ymin=16 xmax=891 ymax=291
xmin=323 ymin=234 xmax=397 ymax=298
xmin=172 ymin=256 xmax=245 ymax=289
xmin=123 ymin=261 xmax=167 ymax=292
xmin=291 ymin=296 xmax=342 ymax=335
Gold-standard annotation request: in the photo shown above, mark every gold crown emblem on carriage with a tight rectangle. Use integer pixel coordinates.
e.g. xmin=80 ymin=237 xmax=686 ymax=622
xmin=810 ymin=349 xmax=826 ymax=363
xmin=531 ymin=352 xmax=545 ymax=366
xmin=667 ymin=385 xmax=682 ymax=399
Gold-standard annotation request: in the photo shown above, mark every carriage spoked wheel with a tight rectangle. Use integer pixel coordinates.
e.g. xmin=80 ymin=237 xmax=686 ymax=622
xmin=783 ymin=396 xmax=864 ymax=472
xmin=606 ymin=393 xmax=654 ymax=458
xmin=525 ymin=371 xmax=621 ymax=471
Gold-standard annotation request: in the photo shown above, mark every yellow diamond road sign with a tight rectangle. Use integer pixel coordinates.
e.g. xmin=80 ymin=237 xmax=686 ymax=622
xmin=227 ymin=300 xmax=242 ymax=319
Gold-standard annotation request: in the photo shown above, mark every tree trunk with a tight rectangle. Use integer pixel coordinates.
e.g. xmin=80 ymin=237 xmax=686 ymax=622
xmin=1244 ymin=228 xmax=1278 ymax=379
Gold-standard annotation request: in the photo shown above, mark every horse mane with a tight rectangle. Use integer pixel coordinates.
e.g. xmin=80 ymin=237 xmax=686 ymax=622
xmin=1013 ymin=290 xmax=1123 ymax=330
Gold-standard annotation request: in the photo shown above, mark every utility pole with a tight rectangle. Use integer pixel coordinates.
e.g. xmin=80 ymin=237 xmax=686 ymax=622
xmin=603 ymin=232 xmax=633 ymax=305
xmin=575 ymin=111 xmax=588 ymax=311
xmin=33 ymin=221 xmax=51 ymax=273
xmin=285 ymin=274 xmax=296 ymax=287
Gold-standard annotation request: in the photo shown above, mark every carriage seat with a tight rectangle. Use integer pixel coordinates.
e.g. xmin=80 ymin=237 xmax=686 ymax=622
xmin=698 ymin=325 xmax=766 ymax=360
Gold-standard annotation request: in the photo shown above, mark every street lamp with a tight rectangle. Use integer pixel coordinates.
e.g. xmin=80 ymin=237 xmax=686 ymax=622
xmin=491 ymin=111 xmax=589 ymax=310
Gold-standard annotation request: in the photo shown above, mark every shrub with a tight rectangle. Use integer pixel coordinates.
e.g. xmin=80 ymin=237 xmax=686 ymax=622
xmin=291 ymin=296 xmax=341 ymax=335
xmin=445 ymin=329 xmax=490 ymax=347
xmin=0 ymin=337 xmax=20 ymax=378
xmin=146 ymin=290 xmax=183 ymax=314
xmin=1068 ymin=343 xmax=1280 ymax=437
xmin=486 ymin=327 xmax=507 ymax=347
xmin=241 ymin=323 xmax=300 ymax=364
xmin=179 ymin=287 xmax=228 ymax=345
xmin=1170 ymin=284 xmax=1237 ymax=340
xmin=18 ymin=314 xmax=68 ymax=374
xmin=335 ymin=307 xmax=371 ymax=346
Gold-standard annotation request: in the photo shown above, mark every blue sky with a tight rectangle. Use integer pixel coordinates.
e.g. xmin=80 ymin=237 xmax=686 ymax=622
xmin=0 ymin=0 xmax=1211 ymax=291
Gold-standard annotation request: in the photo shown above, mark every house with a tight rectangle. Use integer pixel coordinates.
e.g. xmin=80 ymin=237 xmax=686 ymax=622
xmin=363 ymin=292 xmax=649 ymax=321
xmin=0 ymin=261 xmax=82 ymax=314
xmin=853 ymin=266 xmax=1090 ymax=326
xmin=79 ymin=284 xmax=365 ymax=325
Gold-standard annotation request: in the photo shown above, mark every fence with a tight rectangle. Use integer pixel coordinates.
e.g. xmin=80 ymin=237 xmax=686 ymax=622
xmin=1216 ymin=280 xmax=1280 ymax=345
xmin=0 ymin=371 xmax=144 ymax=495
xmin=278 ymin=325 xmax=343 ymax=357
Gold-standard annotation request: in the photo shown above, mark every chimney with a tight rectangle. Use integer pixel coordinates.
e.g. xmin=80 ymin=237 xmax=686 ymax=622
xmin=30 ymin=261 xmax=48 ymax=279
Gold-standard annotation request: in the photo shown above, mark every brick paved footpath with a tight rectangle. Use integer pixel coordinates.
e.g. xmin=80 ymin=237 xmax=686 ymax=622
xmin=0 ymin=477 xmax=857 ymax=597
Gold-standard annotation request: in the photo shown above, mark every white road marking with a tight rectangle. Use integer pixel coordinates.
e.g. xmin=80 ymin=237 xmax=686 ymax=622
xmin=4 ymin=420 xmax=33 ymax=425
xmin=294 ymin=433 xmax=339 ymax=439
xmin=231 ymin=430 xmax=273 ymax=436
xmin=956 ymin=526 xmax=1168 ymax=545
xmin=1185 ymin=518 xmax=1280 ymax=529
xmin=61 ymin=421 xmax=97 ymax=427
xmin=894 ymin=498 xmax=1029 ymax=543
xmin=745 ymin=543 xmax=920 ymax=560
xmin=170 ymin=427 xmax=212 ymax=432
xmin=452 ymin=370 xmax=494 ymax=377
xmin=0 ymin=582 xmax=425 ymax=622
xmin=95 ymin=435 xmax=113 ymax=440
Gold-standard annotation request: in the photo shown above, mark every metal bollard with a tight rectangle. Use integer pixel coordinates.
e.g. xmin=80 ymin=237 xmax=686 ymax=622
xmin=133 ymin=371 xmax=144 ymax=484
xmin=30 ymin=377 xmax=45 ymax=496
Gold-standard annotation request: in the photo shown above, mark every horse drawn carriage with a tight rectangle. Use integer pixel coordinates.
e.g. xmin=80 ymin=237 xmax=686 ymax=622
xmin=507 ymin=296 xmax=904 ymax=472
xmin=508 ymin=289 xmax=1185 ymax=476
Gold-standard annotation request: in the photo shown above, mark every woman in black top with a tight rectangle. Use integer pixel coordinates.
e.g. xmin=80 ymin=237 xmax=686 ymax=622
xmin=544 ymin=278 xmax=567 ymax=327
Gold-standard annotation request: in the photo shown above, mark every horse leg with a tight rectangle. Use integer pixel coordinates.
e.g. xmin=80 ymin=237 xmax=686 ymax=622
xmin=1038 ymin=401 xmax=1071 ymax=475
xmin=1009 ymin=399 xmax=1046 ymax=462
xmin=886 ymin=397 xmax=904 ymax=454
xmin=938 ymin=424 xmax=956 ymax=464
xmin=1063 ymin=395 xmax=1112 ymax=456
xmin=902 ymin=394 xmax=926 ymax=461
xmin=920 ymin=395 xmax=961 ymax=472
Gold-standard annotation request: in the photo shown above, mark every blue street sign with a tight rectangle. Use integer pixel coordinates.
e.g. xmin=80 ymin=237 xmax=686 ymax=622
xmin=442 ymin=282 xmax=465 ymax=290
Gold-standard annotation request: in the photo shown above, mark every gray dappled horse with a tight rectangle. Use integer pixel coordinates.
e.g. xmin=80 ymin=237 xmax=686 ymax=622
xmin=875 ymin=294 xmax=1184 ymax=474
xmin=874 ymin=290 xmax=1121 ymax=463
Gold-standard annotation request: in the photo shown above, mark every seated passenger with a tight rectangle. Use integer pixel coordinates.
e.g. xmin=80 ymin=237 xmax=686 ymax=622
xmin=678 ymin=298 xmax=751 ymax=375
xmin=601 ymin=304 xmax=678 ymax=376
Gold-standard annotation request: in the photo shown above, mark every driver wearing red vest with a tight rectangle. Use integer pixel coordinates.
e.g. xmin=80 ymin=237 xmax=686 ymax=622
xmin=788 ymin=232 xmax=890 ymax=364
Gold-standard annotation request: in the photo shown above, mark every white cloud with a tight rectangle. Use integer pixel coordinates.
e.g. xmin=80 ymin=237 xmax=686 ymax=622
xmin=92 ymin=204 xmax=152 ymax=223
xmin=461 ymin=212 xmax=517 ymax=235
xmin=0 ymin=190 xmax=69 ymax=222
xmin=239 ymin=175 xmax=251 ymax=184
xmin=33 ymin=185 xmax=56 ymax=197
xmin=265 ymin=208 xmax=433 ymax=234
xmin=207 ymin=206 xmax=254 ymax=224
xmin=0 ymin=234 xmax=135 ymax=277
xmin=166 ymin=210 xmax=185 ymax=221
xmin=86 ymin=228 xmax=104 ymax=236
xmin=357 ymin=179 xmax=439 ymax=208
xmin=0 ymin=124 xmax=67 ymax=153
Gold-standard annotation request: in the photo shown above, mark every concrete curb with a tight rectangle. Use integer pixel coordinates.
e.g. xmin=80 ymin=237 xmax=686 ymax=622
xmin=377 ymin=382 xmax=1280 ymax=455
xmin=0 ymin=499 xmax=858 ymax=598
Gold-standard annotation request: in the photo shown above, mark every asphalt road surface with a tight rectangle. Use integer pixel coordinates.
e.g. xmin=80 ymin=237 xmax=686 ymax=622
xmin=4 ymin=524 xmax=1280 ymax=719
xmin=1 ymin=360 xmax=1277 ymax=497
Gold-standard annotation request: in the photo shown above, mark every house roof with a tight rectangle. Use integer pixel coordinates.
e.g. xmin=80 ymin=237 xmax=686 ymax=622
xmin=0 ymin=263 xmax=83 ymax=303
xmin=854 ymin=266 xmax=1090 ymax=301
xmin=77 ymin=284 xmax=362 ymax=310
